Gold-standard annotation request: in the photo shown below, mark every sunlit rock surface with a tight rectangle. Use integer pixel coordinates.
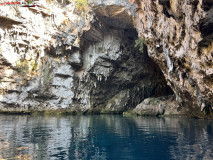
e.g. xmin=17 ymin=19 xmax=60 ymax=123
xmin=0 ymin=0 xmax=212 ymax=117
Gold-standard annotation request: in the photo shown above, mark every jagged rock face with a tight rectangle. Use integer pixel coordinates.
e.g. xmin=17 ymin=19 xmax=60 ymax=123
xmin=133 ymin=0 xmax=213 ymax=118
xmin=0 ymin=1 xmax=84 ymax=111
xmin=0 ymin=0 xmax=172 ymax=113
xmin=0 ymin=0 xmax=212 ymax=118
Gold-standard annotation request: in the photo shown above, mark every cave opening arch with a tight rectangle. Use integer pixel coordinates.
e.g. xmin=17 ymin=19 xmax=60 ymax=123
xmin=74 ymin=4 xmax=174 ymax=113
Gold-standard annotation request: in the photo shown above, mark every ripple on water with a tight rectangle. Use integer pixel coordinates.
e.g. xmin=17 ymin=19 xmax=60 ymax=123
xmin=0 ymin=115 xmax=212 ymax=160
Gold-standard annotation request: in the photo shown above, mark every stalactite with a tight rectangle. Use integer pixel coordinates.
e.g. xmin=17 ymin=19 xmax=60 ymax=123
xmin=5 ymin=29 xmax=7 ymax=39
xmin=94 ymin=82 xmax=97 ymax=88
xmin=163 ymin=44 xmax=174 ymax=72
xmin=29 ymin=32 xmax=32 ymax=50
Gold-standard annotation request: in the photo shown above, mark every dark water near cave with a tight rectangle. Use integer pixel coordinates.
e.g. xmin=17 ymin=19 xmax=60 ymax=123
xmin=0 ymin=115 xmax=213 ymax=160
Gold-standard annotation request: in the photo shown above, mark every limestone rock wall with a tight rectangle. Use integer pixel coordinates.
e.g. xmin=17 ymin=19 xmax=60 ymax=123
xmin=133 ymin=0 xmax=213 ymax=118
xmin=0 ymin=0 xmax=212 ymax=118
xmin=0 ymin=1 xmax=87 ymax=111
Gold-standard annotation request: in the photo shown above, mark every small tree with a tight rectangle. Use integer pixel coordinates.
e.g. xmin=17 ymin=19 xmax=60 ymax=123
xmin=135 ymin=38 xmax=144 ymax=52
xmin=72 ymin=0 xmax=88 ymax=13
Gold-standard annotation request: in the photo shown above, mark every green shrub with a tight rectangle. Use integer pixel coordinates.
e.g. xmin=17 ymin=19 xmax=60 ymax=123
xmin=14 ymin=59 xmax=39 ymax=75
xmin=75 ymin=0 xmax=87 ymax=10
xmin=69 ymin=0 xmax=88 ymax=13
xmin=14 ymin=60 xmax=29 ymax=75
xmin=135 ymin=38 xmax=144 ymax=52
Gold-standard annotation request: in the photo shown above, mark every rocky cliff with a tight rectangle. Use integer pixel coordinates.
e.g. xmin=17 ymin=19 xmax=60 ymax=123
xmin=0 ymin=0 xmax=212 ymax=118
xmin=133 ymin=0 xmax=213 ymax=118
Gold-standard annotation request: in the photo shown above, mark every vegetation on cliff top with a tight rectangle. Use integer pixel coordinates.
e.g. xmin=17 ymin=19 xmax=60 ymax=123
xmin=71 ymin=0 xmax=88 ymax=13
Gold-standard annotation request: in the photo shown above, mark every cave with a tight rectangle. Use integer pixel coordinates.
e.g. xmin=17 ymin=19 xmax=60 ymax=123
xmin=72 ymin=6 xmax=173 ymax=113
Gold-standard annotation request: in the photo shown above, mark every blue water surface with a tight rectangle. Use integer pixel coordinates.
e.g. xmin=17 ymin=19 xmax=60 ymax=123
xmin=0 ymin=115 xmax=212 ymax=160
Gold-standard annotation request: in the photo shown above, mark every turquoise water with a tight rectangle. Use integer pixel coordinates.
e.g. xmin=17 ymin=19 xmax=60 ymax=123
xmin=0 ymin=115 xmax=213 ymax=160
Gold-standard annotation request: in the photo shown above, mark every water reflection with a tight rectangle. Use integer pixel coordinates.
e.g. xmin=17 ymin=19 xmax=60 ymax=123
xmin=0 ymin=115 xmax=212 ymax=160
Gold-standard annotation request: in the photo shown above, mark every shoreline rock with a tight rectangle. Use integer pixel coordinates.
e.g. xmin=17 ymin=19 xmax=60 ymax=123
xmin=133 ymin=95 xmax=187 ymax=117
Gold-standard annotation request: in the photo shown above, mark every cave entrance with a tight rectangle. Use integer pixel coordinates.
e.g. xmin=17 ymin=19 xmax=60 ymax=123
xmin=76 ymin=5 xmax=173 ymax=113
